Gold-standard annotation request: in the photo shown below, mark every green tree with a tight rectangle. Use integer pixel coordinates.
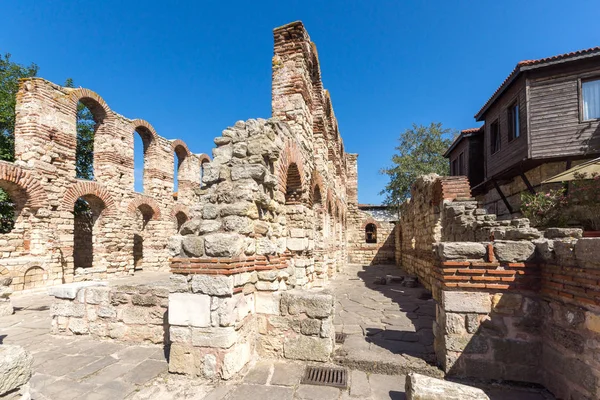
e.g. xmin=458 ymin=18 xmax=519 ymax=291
xmin=380 ymin=122 xmax=455 ymax=207
xmin=0 ymin=54 xmax=37 ymax=232
xmin=0 ymin=53 xmax=38 ymax=162
xmin=65 ymin=78 xmax=95 ymax=181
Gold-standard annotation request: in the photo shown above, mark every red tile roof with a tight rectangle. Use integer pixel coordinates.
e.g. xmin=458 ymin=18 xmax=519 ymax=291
xmin=444 ymin=127 xmax=483 ymax=158
xmin=475 ymin=46 xmax=600 ymax=121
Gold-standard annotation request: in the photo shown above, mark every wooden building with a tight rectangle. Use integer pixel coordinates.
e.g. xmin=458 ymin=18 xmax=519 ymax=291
xmin=446 ymin=47 xmax=600 ymax=217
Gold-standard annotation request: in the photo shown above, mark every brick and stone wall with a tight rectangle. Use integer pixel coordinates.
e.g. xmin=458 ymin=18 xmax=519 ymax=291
xmin=397 ymin=173 xmax=600 ymax=399
xmin=49 ymin=281 xmax=170 ymax=344
xmin=0 ymin=79 xmax=208 ymax=291
xmin=347 ymin=210 xmax=396 ymax=266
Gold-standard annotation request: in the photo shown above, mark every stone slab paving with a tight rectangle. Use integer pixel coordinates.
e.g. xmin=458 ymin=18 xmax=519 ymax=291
xmin=331 ymin=264 xmax=441 ymax=376
xmin=1 ymin=270 xmax=554 ymax=399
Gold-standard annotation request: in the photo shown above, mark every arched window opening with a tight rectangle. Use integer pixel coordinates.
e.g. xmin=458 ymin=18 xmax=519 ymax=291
xmin=200 ymin=160 xmax=209 ymax=189
xmin=173 ymin=146 xmax=187 ymax=200
xmin=76 ymin=100 xmax=103 ymax=180
xmin=312 ymin=186 xmax=322 ymax=208
xmin=23 ymin=266 xmax=45 ymax=290
xmin=175 ymin=211 xmax=188 ymax=232
xmin=366 ymin=223 xmax=377 ymax=244
xmin=134 ymin=128 xmax=152 ymax=193
xmin=133 ymin=205 xmax=154 ymax=270
xmin=0 ymin=187 xmax=16 ymax=234
xmin=285 ymin=163 xmax=302 ymax=204
xmin=73 ymin=195 xmax=105 ymax=271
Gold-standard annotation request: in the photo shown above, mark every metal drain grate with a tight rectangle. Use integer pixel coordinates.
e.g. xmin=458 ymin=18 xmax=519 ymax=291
xmin=335 ymin=332 xmax=347 ymax=344
xmin=301 ymin=366 xmax=348 ymax=388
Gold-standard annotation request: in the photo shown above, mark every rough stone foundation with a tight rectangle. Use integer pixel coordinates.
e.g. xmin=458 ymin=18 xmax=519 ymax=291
xmin=397 ymin=173 xmax=600 ymax=399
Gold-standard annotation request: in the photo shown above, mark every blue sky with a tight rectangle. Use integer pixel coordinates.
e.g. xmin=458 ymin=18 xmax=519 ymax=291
xmin=2 ymin=0 xmax=600 ymax=203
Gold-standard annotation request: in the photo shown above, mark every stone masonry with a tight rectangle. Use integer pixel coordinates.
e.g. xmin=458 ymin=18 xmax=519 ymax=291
xmin=396 ymin=173 xmax=600 ymax=400
xmin=166 ymin=21 xmax=352 ymax=380
xmin=0 ymin=78 xmax=209 ymax=292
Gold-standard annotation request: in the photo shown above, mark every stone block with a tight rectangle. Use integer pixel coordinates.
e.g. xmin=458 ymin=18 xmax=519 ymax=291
xmin=300 ymin=319 xmax=321 ymax=335
xmin=204 ymin=233 xmax=244 ymax=257
xmin=168 ymin=344 xmax=205 ymax=377
xmin=51 ymin=301 xmax=86 ymax=318
xmin=280 ymin=290 xmax=333 ymax=318
xmin=0 ymin=345 xmax=33 ymax=396
xmin=85 ymin=286 xmax=111 ymax=305
xmin=445 ymin=334 xmax=489 ymax=354
xmin=168 ymin=293 xmax=211 ymax=328
xmin=442 ymin=291 xmax=491 ymax=314
xmin=405 ymin=372 xmax=490 ymax=400
xmin=491 ymin=293 xmax=522 ymax=315
xmin=492 ymin=339 xmax=541 ymax=366
xmin=48 ymin=281 xmax=108 ymax=300
xmin=191 ymin=327 xmax=237 ymax=348
xmin=283 ymin=335 xmax=332 ymax=362
xmin=575 ymin=238 xmax=600 ymax=269
xmin=182 ymin=236 xmax=205 ymax=257
xmin=437 ymin=242 xmax=486 ymax=260
xmin=222 ymin=341 xmax=252 ymax=380
xmin=503 ymin=228 xmax=542 ymax=241
xmin=286 ymin=238 xmax=308 ymax=252
xmin=255 ymin=292 xmax=280 ymax=315
xmin=544 ymin=227 xmax=583 ymax=239
xmin=493 ymin=240 xmax=535 ymax=262
xmin=191 ymin=274 xmax=233 ymax=296
xmin=170 ymin=326 xmax=192 ymax=343
xmin=585 ymin=311 xmax=600 ymax=333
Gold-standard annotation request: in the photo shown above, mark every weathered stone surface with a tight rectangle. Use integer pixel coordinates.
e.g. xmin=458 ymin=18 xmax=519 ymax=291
xmin=0 ymin=345 xmax=33 ymax=396
xmin=222 ymin=341 xmax=252 ymax=379
xmin=191 ymin=274 xmax=233 ymax=296
xmin=280 ymin=290 xmax=333 ymax=318
xmin=574 ymin=238 xmax=600 ymax=269
xmin=191 ymin=327 xmax=237 ymax=348
xmin=503 ymin=228 xmax=542 ymax=241
xmin=442 ymin=291 xmax=491 ymax=314
xmin=405 ymin=372 xmax=490 ymax=400
xmin=204 ymin=233 xmax=244 ymax=257
xmin=181 ymin=236 xmax=205 ymax=257
xmin=437 ymin=242 xmax=486 ymax=260
xmin=168 ymin=293 xmax=211 ymax=328
xmin=48 ymin=282 xmax=108 ymax=300
xmin=255 ymin=292 xmax=280 ymax=315
xmin=544 ymin=227 xmax=583 ymax=239
xmin=283 ymin=335 xmax=332 ymax=362
xmin=493 ymin=240 xmax=535 ymax=262
xmin=0 ymin=301 xmax=13 ymax=317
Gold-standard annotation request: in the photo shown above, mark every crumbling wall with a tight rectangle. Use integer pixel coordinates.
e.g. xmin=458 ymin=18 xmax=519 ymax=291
xmin=397 ymin=173 xmax=600 ymax=399
xmin=167 ymin=21 xmax=350 ymax=380
xmin=1 ymin=78 xmax=208 ymax=290
xmin=49 ymin=281 xmax=170 ymax=344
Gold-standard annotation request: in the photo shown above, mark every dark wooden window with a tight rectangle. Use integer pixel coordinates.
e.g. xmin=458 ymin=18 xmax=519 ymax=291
xmin=507 ymin=102 xmax=520 ymax=141
xmin=490 ymin=120 xmax=500 ymax=154
xmin=451 ymin=159 xmax=458 ymax=176
xmin=582 ymin=78 xmax=600 ymax=121
xmin=458 ymin=152 xmax=465 ymax=175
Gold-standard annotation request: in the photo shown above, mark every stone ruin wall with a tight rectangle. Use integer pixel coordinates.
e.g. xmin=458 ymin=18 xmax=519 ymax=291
xmin=347 ymin=210 xmax=396 ymax=266
xmin=1 ymin=78 xmax=208 ymax=291
xmin=162 ymin=22 xmax=353 ymax=379
xmin=397 ymin=173 xmax=600 ymax=400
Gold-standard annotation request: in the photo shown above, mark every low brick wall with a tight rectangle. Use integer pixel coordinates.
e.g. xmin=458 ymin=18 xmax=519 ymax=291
xmin=49 ymin=282 xmax=169 ymax=344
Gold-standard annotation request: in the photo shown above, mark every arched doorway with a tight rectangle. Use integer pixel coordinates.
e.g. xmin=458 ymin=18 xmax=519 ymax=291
xmin=73 ymin=195 xmax=105 ymax=271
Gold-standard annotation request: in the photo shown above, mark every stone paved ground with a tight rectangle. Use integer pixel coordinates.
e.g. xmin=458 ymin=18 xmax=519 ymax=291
xmin=1 ymin=269 xmax=554 ymax=399
xmin=331 ymin=264 xmax=441 ymax=376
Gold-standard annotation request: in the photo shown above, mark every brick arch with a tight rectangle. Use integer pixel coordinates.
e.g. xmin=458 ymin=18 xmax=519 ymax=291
xmin=361 ymin=217 xmax=382 ymax=230
xmin=65 ymin=88 xmax=111 ymax=122
xmin=310 ymin=171 xmax=324 ymax=207
xmin=61 ymin=181 xmax=116 ymax=215
xmin=0 ymin=162 xmax=47 ymax=210
xmin=170 ymin=204 xmax=190 ymax=221
xmin=127 ymin=196 xmax=161 ymax=220
xmin=197 ymin=153 xmax=211 ymax=164
xmin=171 ymin=140 xmax=192 ymax=158
xmin=277 ymin=140 xmax=306 ymax=196
xmin=131 ymin=119 xmax=159 ymax=143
